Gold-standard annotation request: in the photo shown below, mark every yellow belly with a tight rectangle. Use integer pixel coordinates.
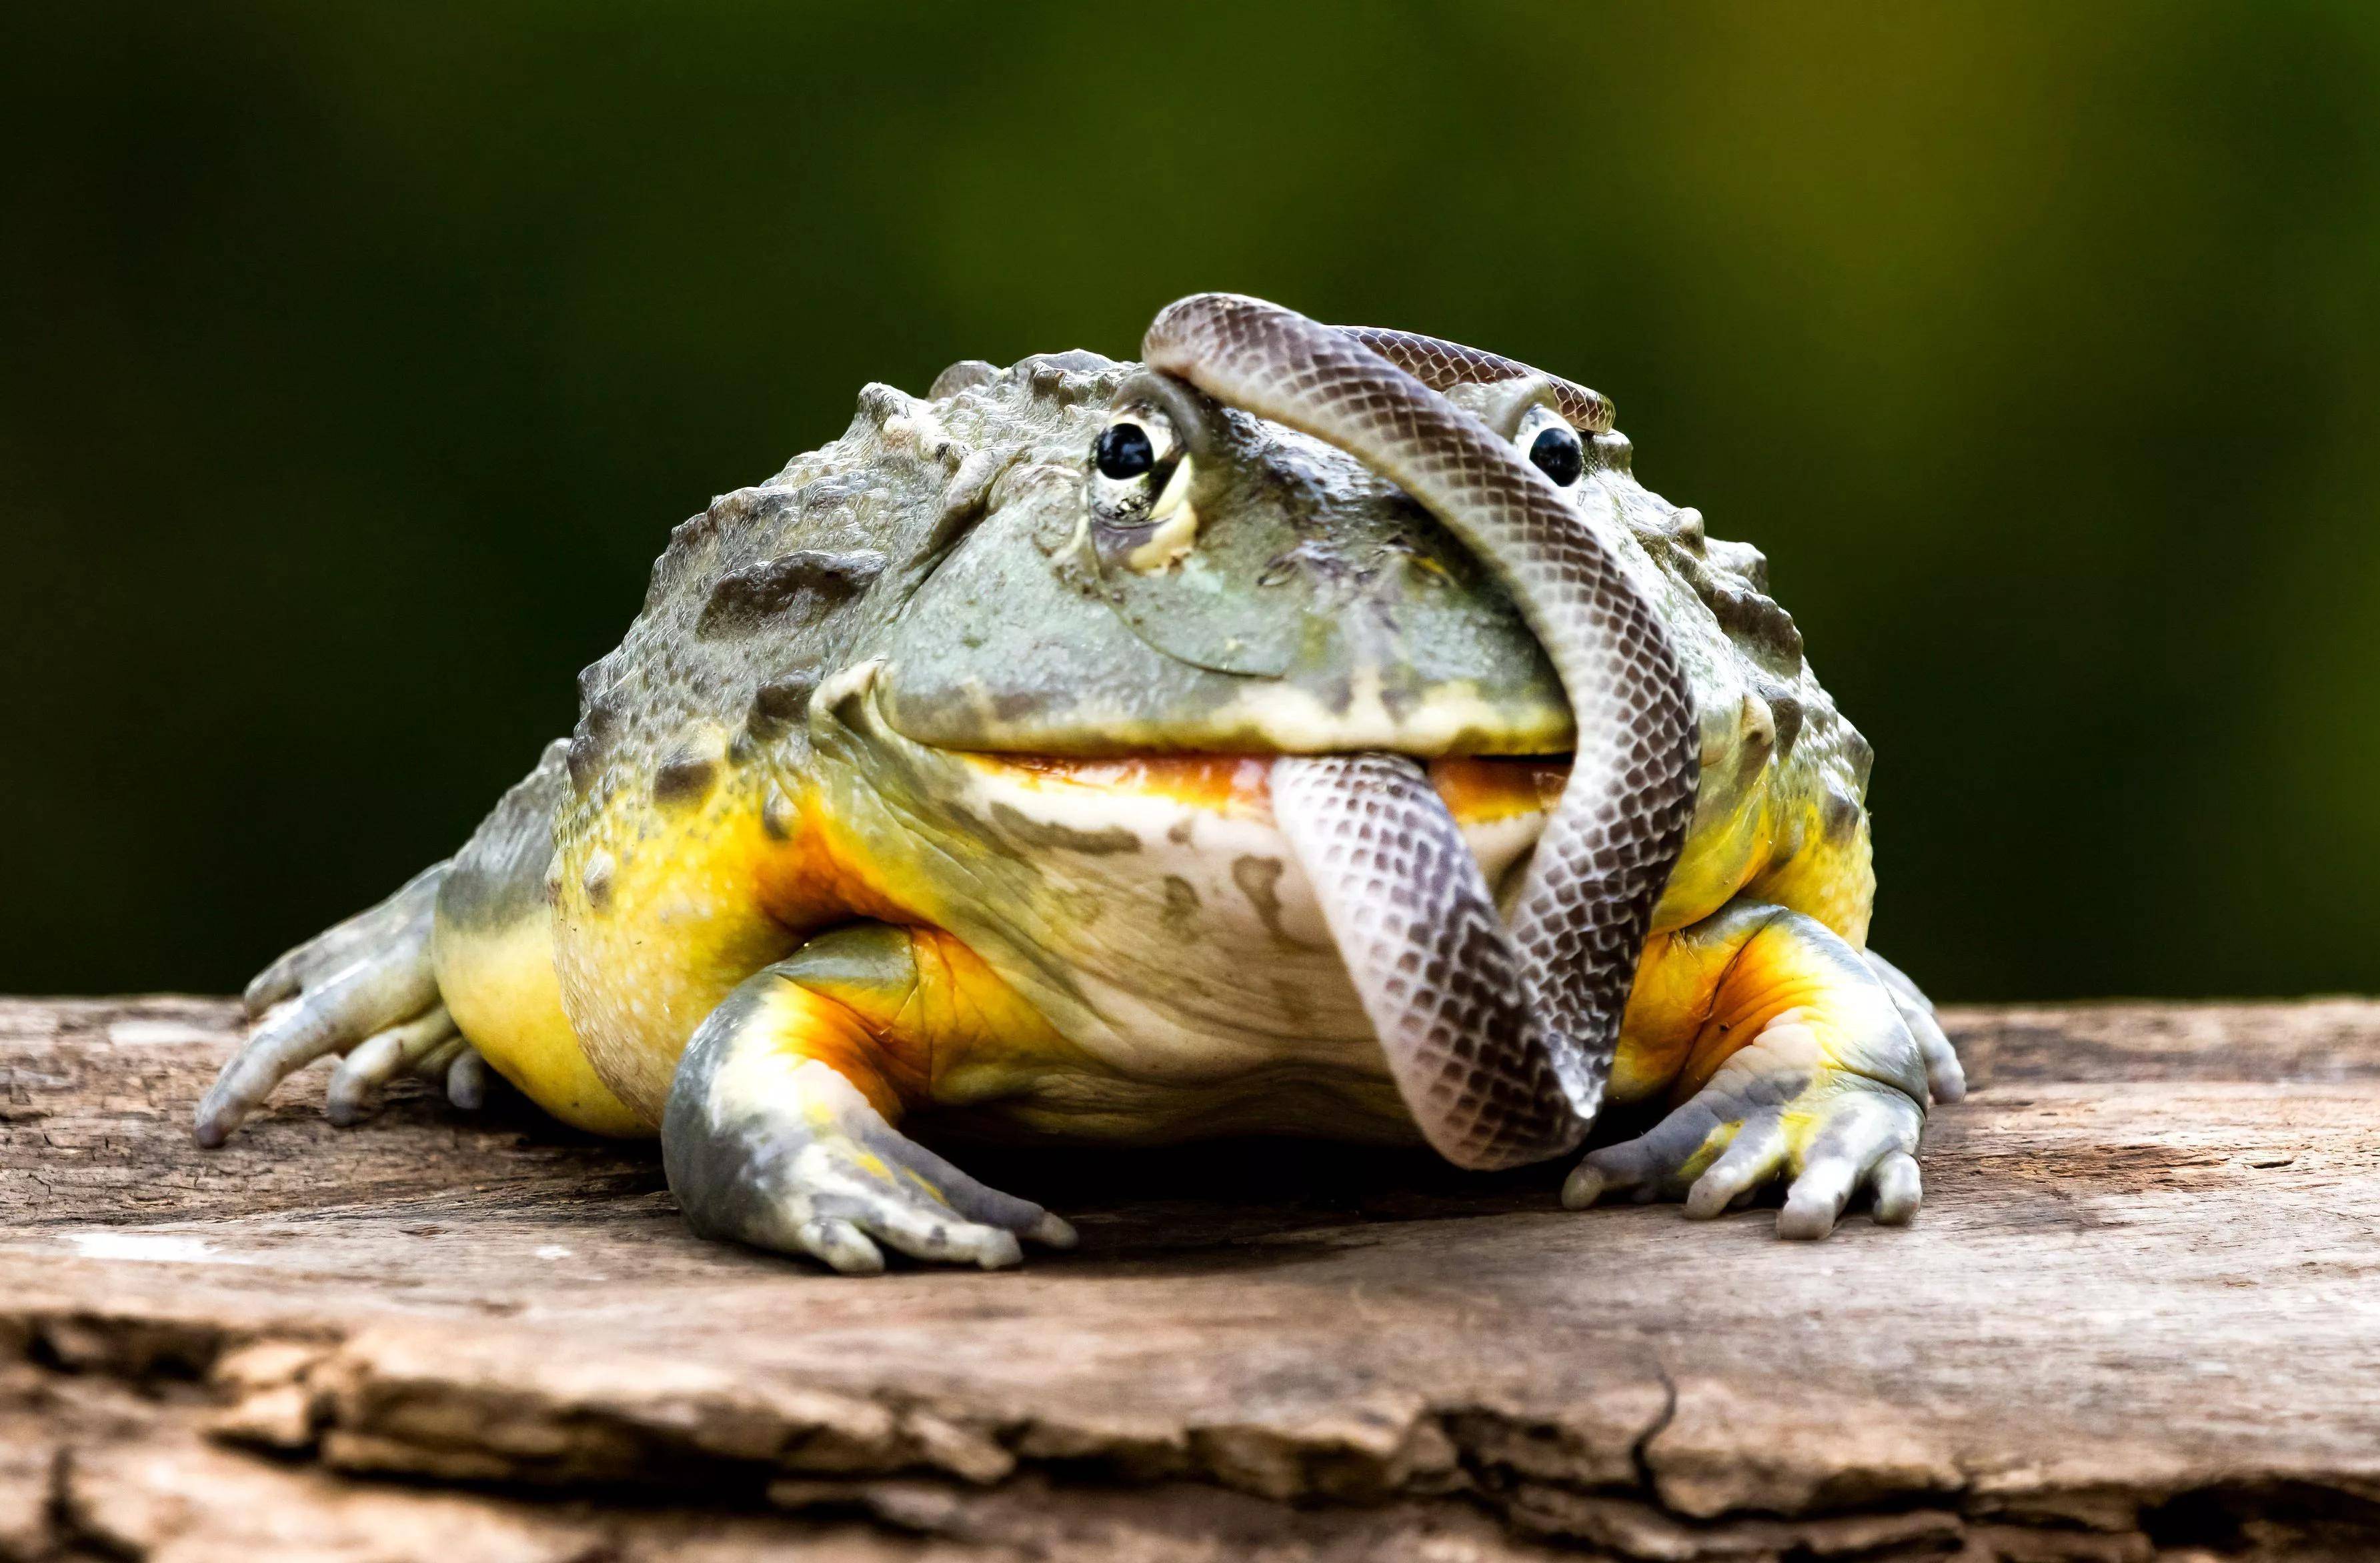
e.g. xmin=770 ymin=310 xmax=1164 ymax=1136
xmin=431 ymin=909 xmax=646 ymax=1136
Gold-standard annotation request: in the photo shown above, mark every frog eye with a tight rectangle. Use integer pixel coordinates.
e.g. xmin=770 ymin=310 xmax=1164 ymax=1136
xmin=1087 ymin=406 xmax=1194 ymax=571
xmin=1515 ymin=406 xmax=1585 ymax=488
xmin=1094 ymin=422 xmax=1155 ymax=479
xmin=1090 ymin=408 xmax=1176 ymax=490
xmin=1088 ymin=407 xmax=1180 ymax=517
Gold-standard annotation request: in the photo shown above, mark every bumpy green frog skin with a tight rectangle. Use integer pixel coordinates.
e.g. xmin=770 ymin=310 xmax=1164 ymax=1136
xmin=195 ymin=310 xmax=1963 ymax=1272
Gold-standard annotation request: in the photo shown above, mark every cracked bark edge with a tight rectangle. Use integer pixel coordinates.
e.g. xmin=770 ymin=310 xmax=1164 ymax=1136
xmin=1627 ymin=1358 xmax=1678 ymax=1497
xmin=16 ymin=1310 xmax=2375 ymax=1562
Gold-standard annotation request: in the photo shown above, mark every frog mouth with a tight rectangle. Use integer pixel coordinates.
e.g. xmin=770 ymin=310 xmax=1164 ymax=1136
xmin=957 ymin=749 xmax=1568 ymax=842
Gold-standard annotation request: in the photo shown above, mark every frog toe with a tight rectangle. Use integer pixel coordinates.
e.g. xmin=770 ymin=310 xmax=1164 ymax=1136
xmin=1862 ymin=946 xmax=1965 ymax=1104
xmin=836 ymin=1195 xmax=1025 ymax=1271
xmin=443 ymin=1047 xmax=501 ymax=1110
xmin=1562 ymin=1093 xmax=1736 ymax=1209
xmin=1563 ymin=1048 xmax=1809 ymax=1212
xmin=1870 ymin=1149 xmax=1924 ymax=1226
xmin=196 ymin=868 xmax=448 ymax=1146
xmin=793 ymin=1217 xmax=886 ymax=1276
xmin=240 ymin=863 xmax=445 ymax=1021
xmin=1911 ymin=1006 xmax=1967 ymax=1105
xmin=1680 ymin=1111 xmax=1791 ymax=1219
xmin=323 ymin=1006 xmax=460 ymax=1126
xmin=1772 ymin=1087 xmax=1925 ymax=1239
xmin=805 ymin=1130 xmax=1048 ymax=1271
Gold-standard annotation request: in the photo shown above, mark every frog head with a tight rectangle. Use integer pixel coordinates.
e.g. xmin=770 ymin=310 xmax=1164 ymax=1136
xmin=870 ymin=351 xmax=1582 ymax=757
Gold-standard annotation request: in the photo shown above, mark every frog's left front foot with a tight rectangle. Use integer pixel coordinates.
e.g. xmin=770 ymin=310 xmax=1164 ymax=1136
xmin=1563 ymin=906 xmax=1947 ymax=1240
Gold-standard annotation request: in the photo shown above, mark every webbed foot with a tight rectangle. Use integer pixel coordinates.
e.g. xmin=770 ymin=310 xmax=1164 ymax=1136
xmin=1564 ymin=906 xmax=1943 ymax=1239
xmin=194 ymin=864 xmax=494 ymax=1144
xmin=663 ymin=938 xmax=1076 ymax=1274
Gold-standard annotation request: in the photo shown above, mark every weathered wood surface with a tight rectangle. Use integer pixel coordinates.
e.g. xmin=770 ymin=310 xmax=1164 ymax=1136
xmin=4 ymin=996 xmax=2379 ymax=1561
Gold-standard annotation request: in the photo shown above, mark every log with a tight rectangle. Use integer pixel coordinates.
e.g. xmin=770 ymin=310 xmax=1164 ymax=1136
xmin=4 ymin=994 xmax=2379 ymax=1561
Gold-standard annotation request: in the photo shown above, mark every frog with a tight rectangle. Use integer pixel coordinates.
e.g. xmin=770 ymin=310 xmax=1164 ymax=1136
xmin=194 ymin=293 xmax=1963 ymax=1273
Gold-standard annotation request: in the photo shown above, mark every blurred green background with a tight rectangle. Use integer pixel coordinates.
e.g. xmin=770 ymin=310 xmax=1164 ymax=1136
xmin=3 ymin=3 xmax=2374 ymax=1002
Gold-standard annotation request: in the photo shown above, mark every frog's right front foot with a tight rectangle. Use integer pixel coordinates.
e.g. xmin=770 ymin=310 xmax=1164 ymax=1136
xmin=663 ymin=938 xmax=1076 ymax=1274
xmin=193 ymin=862 xmax=495 ymax=1146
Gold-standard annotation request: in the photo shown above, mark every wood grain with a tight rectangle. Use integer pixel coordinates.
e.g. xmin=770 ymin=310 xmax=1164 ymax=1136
xmin=5 ymin=995 xmax=2378 ymax=1560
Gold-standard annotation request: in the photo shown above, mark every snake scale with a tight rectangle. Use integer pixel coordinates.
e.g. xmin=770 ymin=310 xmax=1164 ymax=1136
xmin=1144 ymin=294 xmax=1701 ymax=1170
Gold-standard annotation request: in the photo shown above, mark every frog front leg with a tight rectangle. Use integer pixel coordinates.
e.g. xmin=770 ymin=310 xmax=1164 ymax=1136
xmin=663 ymin=922 xmax=1077 ymax=1274
xmin=1564 ymin=902 xmax=1942 ymax=1239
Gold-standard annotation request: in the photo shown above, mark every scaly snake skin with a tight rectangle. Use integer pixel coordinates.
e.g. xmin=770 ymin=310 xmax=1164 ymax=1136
xmin=1143 ymin=294 xmax=1699 ymax=1170
xmin=1336 ymin=325 xmax=1616 ymax=436
xmin=1269 ymin=753 xmax=1583 ymax=1164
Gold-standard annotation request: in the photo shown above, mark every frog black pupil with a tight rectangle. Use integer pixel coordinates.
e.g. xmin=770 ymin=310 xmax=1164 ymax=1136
xmin=1096 ymin=423 xmax=1156 ymax=480
xmin=1529 ymin=425 xmax=1584 ymax=486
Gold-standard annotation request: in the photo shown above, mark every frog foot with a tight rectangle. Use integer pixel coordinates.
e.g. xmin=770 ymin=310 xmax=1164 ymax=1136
xmin=194 ymin=862 xmax=496 ymax=1144
xmin=662 ymin=948 xmax=1076 ymax=1275
xmin=1862 ymin=945 xmax=1967 ymax=1106
xmin=1562 ymin=905 xmax=1942 ymax=1240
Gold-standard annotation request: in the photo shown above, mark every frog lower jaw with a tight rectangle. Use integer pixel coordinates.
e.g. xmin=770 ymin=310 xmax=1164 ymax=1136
xmin=948 ymin=750 xmax=1566 ymax=840
xmin=874 ymin=657 xmax=1576 ymax=760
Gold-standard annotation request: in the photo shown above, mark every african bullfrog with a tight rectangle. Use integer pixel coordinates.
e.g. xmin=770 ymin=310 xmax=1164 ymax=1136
xmin=195 ymin=295 xmax=1963 ymax=1272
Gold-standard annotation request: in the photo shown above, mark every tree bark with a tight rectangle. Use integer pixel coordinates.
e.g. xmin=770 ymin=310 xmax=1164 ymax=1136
xmin=4 ymin=994 xmax=2377 ymax=1560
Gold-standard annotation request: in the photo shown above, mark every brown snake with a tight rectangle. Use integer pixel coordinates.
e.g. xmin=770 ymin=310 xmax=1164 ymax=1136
xmin=1143 ymin=295 xmax=1700 ymax=1170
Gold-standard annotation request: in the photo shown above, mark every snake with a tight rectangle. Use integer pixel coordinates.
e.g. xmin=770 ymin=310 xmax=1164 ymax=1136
xmin=1142 ymin=294 xmax=1700 ymax=1171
